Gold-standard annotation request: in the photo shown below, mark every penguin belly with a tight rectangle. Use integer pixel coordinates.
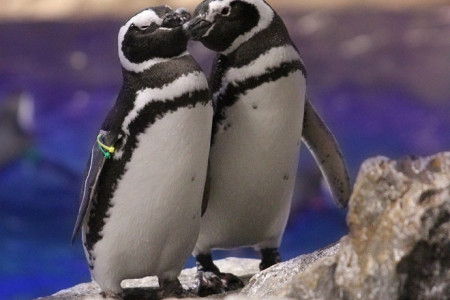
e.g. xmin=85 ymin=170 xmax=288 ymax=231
xmin=84 ymin=104 xmax=212 ymax=292
xmin=195 ymin=71 xmax=306 ymax=253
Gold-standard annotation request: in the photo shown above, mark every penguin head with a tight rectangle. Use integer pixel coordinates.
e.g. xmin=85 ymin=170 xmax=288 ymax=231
xmin=118 ymin=6 xmax=191 ymax=72
xmin=184 ymin=0 xmax=274 ymax=54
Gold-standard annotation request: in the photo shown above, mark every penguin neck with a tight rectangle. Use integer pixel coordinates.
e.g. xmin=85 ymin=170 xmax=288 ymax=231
xmin=223 ymin=13 xmax=296 ymax=68
xmin=121 ymin=52 xmax=193 ymax=89
xmin=121 ymin=67 xmax=151 ymax=90
xmin=120 ymin=50 xmax=189 ymax=74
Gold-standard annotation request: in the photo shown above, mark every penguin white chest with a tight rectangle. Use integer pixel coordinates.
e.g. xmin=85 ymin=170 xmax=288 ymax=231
xmin=197 ymin=70 xmax=306 ymax=251
xmin=88 ymin=102 xmax=212 ymax=285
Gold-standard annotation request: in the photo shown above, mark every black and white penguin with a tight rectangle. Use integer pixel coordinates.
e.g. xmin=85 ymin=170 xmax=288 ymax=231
xmin=184 ymin=0 xmax=351 ymax=295
xmin=71 ymin=6 xmax=213 ymax=298
xmin=0 ymin=90 xmax=34 ymax=167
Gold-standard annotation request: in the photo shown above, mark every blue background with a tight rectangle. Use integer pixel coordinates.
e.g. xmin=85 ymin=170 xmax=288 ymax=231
xmin=1 ymin=7 xmax=449 ymax=299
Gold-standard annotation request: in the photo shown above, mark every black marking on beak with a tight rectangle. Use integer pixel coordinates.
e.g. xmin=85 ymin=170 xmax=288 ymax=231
xmin=175 ymin=8 xmax=192 ymax=24
xmin=162 ymin=9 xmax=192 ymax=28
xmin=183 ymin=16 xmax=212 ymax=40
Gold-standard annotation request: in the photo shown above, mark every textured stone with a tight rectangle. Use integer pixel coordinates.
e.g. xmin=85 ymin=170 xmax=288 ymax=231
xmin=280 ymin=152 xmax=450 ymax=300
xmin=220 ymin=297 xmax=292 ymax=300
xmin=39 ymin=153 xmax=450 ymax=300
xmin=241 ymin=243 xmax=340 ymax=298
xmin=38 ymin=258 xmax=260 ymax=300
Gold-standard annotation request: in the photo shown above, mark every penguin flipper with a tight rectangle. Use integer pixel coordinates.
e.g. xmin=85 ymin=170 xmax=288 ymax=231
xmin=302 ymin=98 xmax=352 ymax=208
xmin=71 ymin=130 xmax=117 ymax=243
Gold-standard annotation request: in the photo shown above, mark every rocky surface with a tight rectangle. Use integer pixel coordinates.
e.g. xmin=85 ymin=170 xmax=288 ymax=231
xmin=37 ymin=245 xmax=337 ymax=300
xmin=39 ymin=152 xmax=450 ymax=300
xmin=279 ymin=152 xmax=450 ymax=299
xmin=38 ymin=258 xmax=259 ymax=300
xmin=241 ymin=243 xmax=340 ymax=298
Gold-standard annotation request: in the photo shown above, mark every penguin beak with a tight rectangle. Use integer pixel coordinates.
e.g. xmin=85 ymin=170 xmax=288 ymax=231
xmin=162 ymin=8 xmax=192 ymax=28
xmin=183 ymin=16 xmax=212 ymax=40
xmin=175 ymin=8 xmax=192 ymax=24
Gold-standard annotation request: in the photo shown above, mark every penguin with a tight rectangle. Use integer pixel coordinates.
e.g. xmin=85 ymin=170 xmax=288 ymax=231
xmin=71 ymin=6 xmax=213 ymax=298
xmin=184 ymin=0 xmax=351 ymax=295
xmin=0 ymin=90 xmax=34 ymax=167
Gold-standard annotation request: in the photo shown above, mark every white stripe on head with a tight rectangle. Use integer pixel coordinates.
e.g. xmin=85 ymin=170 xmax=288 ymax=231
xmin=118 ymin=9 xmax=168 ymax=73
xmin=207 ymin=0 xmax=274 ymax=55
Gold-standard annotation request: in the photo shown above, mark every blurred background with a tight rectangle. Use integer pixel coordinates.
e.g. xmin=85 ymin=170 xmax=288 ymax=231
xmin=0 ymin=0 xmax=449 ymax=299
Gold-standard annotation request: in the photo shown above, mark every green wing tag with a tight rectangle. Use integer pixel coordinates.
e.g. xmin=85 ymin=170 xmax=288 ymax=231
xmin=97 ymin=133 xmax=115 ymax=159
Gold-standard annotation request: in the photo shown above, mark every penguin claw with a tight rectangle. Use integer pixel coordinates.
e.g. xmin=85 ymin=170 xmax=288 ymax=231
xmin=100 ymin=290 xmax=124 ymax=299
xmin=158 ymin=289 xmax=194 ymax=299
xmin=195 ymin=271 xmax=223 ymax=296
xmin=220 ymin=272 xmax=245 ymax=291
xmin=158 ymin=278 xmax=190 ymax=299
xmin=195 ymin=271 xmax=244 ymax=296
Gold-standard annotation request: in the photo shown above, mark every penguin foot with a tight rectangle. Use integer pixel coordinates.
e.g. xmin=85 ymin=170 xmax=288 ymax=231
xmin=195 ymin=270 xmax=244 ymax=296
xmin=158 ymin=289 xmax=194 ymax=299
xmin=219 ymin=272 xmax=245 ymax=291
xmin=259 ymin=248 xmax=281 ymax=270
xmin=100 ymin=290 xmax=124 ymax=299
xmin=195 ymin=253 xmax=244 ymax=296
xmin=158 ymin=277 xmax=191 ymax=299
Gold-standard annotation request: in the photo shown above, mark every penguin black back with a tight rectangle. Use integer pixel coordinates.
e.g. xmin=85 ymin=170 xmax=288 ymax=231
xmin=73 ymin=6 xmax=213 ymax=298
xmin=183 ymin=0 xmax=351 ymax=296
xmin=82 ymin=8 xmax=210 ymax=252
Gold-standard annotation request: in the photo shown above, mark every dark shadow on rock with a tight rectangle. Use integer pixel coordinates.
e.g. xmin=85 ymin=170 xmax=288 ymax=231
xmin=123 ymin=287 xmax=159 ymax=300
xmin=397 ymin=201 xmax=450 ymax=299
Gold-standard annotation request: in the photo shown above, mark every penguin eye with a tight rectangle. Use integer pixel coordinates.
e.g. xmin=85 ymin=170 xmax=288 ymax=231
xmin=221 ymin=7 xmax=230 ymax=16
xmin=131 ymin=23 xmax=158 ymax=32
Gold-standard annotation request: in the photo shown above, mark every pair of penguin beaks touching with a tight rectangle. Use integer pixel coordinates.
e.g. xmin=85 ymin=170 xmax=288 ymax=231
xmin=72 ymin=1 xmax=351 ymax=298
